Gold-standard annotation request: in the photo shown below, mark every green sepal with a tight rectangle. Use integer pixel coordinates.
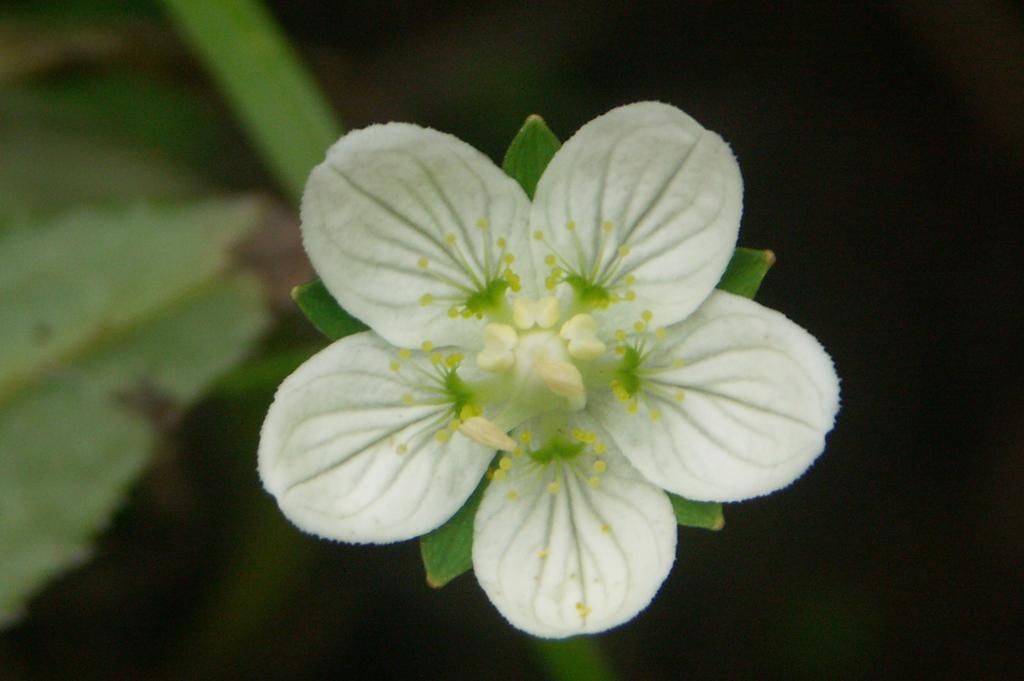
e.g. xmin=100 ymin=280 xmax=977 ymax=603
xmin=716 ymin=247 xmax=776 ymax=299
xmin=291 ymin=279 xmax=367 ymax=341
xmin=668 ymin=494 xmax=725 ymax=531
xmin=419 ymin=471 xmax=491 ymax=588
xmin=502 ymin=114 xmax=561 ymax=199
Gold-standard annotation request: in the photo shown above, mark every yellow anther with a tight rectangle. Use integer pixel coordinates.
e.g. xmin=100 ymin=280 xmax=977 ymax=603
xmin=476 ymin=217 xmax=489 ymax=229
xmin=420 ymin=293 xmax=434 ymax=306
xmin=499 ymin=457 xmax=513 ymax=470
xmin=497 ymin=237 xmax=507 ymax=249
xmin=445 ymin=353 xmax=464 ymax=367
xmin=533 ymin=230 xmax=544 ymax=240
xmin=627 ymin=401 xmax=638 ymax=413
xmin=674 ymin=389 xmax=686 ymax=401
xmin=624 ymin=274 xmax=636 ymax=285
xmin=513 ymin=447 xmax=525 ymax=457
xmin=650 ymin=409 xmax=662 ymax=422
xmin=618 ymin=245 xmax=631 ymax=257
xmin=492 ymin=469 xmax=507 ymax=481
xmin=448 ymin=419 xmax=462 ymax=431
xmin=421 ymin=341 xmax=433 ymax=352
xmin=538 ymin=549 xmax=549 ymax=559
xmin=601 ymin=221 xmax=613 ymax=233
xmin=600 ymin=523 xmax=610 ymax=533
xmin=566 ymin=221 xmax=576 ymax=232
xmin=460 ymin=308 xmax=474 ymax=318
xmin=656 ymin=327 xmax=666 ymax=339
xmin=641 ymin=310 xmax=653 ymax=321
xmin=589 ymin=476 xmax=601 ymax=489
xmin=506 ymin=490 xmax=518 ymax=500
xmin=575 ymin=602 xmax=591 ymax=618
xmin=448 ymin=306 xmax=459 ymax=318
xmin=435 ymin=430 xmax=451 ymax=443
xmin=431 ymin=352 xmax=442 ymax=364
xmin=445 ymin=233 xmax=457 ymax=246
xmin=390 ymin=361 xmax=401 ymax=373
xmin=593 ymin=459 xmax=607 ymax=473
xmin=397 ymin=444 xmax=408 ymax=454
xmin=399 ymin=348 xmax=412 ymax=360
xmin=503 ymin=253 xmax=515 ymax=264
xmin=594 ymin=440 xmax=606 ymax=454
xmin=673 ymin=358 xmax=685 ymax=368
xmin=544 ymin=254 xmax=557 ymax=266
xmin=519 ymin=430 xmax=533 ymax=444
xmin=545 ymin=277 xmax=557 ymax=290
xmin=634 ymin=321 xmax=646 ymax=332
xmin=625 ymin=290 xmax=637 ymax=301
xmin=611 ymin=380 xmax=630 ymax=401
xmin=615 ymin=329 xmax=626 ymax=341
xmin=459 ymin=404 xmax=482 ymax=420
xmin=417 ymin=257 xmax=429 ymax=269
xmin=547 ymin=481 xmax=560 ymax=494
xmin=402 ymin=393 xmax=414 ymax=405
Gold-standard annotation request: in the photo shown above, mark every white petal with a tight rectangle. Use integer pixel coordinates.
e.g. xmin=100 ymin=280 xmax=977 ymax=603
xmin=529 ymin=102 xmax=742 ymax=330
xmin=258 ymin=332 xmax=493 ymax=543
xmin=590 ymin=291 xmax=840 ymax=501
xmin=302 ymin=123 xmax=535 ymax=348
xmin=473 ymin=420 xmax=676 ymax=637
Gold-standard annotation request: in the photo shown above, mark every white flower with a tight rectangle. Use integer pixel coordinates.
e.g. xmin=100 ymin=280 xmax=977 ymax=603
xmin=258 ymin=102 xmax=840 ymax=637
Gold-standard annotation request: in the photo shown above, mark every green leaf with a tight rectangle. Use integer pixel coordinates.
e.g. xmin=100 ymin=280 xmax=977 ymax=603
xmin=291 ymin=279 xmax=367 ymax=341
xmin=0 ymin=197 xmax=272 ymax=626
xmin=502 ymin=114 xmax=561 ymax=199
xmin=420 ymin=475 xmax=489 ymax=588
xmin=160 ymin=0 xmax=343 ymax=201
xmin=716 ymin=247 xmax=776 ymax=299
xmin=668 ymin=494 xmax=725 ymax=531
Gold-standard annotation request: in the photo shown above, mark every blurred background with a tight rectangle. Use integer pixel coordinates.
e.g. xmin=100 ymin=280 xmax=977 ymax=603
xmin=1 ymin=1 xmax=1022 ymax=679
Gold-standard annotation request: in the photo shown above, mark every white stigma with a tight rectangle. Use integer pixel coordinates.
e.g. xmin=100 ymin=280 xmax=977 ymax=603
xmin=559 ymin=313 xmax=606 ymax=360
xmin=477 ymin=323 xmax=518 ymax=372
xmin=512 ymin=296 xmax=560 ymax=329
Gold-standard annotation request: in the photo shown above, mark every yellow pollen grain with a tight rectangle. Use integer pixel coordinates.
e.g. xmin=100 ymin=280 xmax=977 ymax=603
xmin=492 ymin=469 xmax=507 ymax=481
xmin=655 ymin=327 xmax=667 ymax=339
xmin=566 ymin=221 xmax=576 ymax=232
xmin=617 ymin=245 xmax=631 ymax=258
xmin=503 ymin=253 xmax=515 ymax=264
xmin=435 ymin=430 xmax=451 ymax=443
xmin=499 ymin=456 xmax=513 ymax=470
xmin=625 ymin=290 xmax=637 ymax=301
xmin=420 ymin=293 xmax=433 ymax=306
xmin=402 ymin=393 xmax=414 ymax=405
xmin=545 ymin=277 xmax=557 ymax=290
xmin=650 ymin=409 xmax=662 ymax=422
xmin=397 ymin=444 xmax=408 ymax=454
xmin=459 ymin=404 xmax=481 ymax=420
xmin=513 ymin=447 xmax=525 ymax=457
xmin=641 ymin=310 xmax=653 ymax=321
xmin=544 ymin=255 xmax=557 ymax=266
xmin=533 ymin=230 xmax=544 ymax=240
xmin=421 ymin=341 xmax=433 ymax=352
xmin=600 ymin=523 xmax=610 ymax=533
xmin=624 ymin=274 xmax=636 ymax=285
xmin=399 ymin=348 xmax=412 ymax=360
xmin=417 ymin=257 xmax=429 ymax=269
xmin=675 ymin=389 xmax=685 ymax=401
xmin=593 ymin=459 xmax=607 ymax=473
xmin=519 ymin=430 xmax=533 ymax=444
xmin=476 ymin=217 xmax=490 ymax=229
xmin=445 ymin=233 xmax=457 ymax=246
xmin=389 ymin=361 xmax=401 ymax=373
xmin=460 ymin=308 xmax=474 ymax=319
xmin=448 ymin=306 xmax=459 ymax=318
xmin=594 ymin=441 xmax=606 ymax=454
xmin=627 ymin=401 xmax=639 ymax=413
xmin=615 ymin=345 xmax=626 ymax=356
xmin=547 ymin=481 xmax=560 ymax=494
xmin=576 ymin=602 xmax=591 ymax=617
xmin=615 ymin=329 xmax=626 ymax=341
xmin=431 ymin=352 xmax=443 ymax=365
xmin=589 ymin=476 xmax=601 ymax=489
xmin=601 ymin=221 xmax=613 ymax=233
xmin=633 ymin=321 xmax=646 ymax=333
xmin=497 ymin=237 xmax=507 ymax=249
xmin=538 ymin=549 xmax=549 ymax=559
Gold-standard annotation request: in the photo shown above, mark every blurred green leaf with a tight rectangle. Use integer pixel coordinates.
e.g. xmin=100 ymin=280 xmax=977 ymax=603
xmin=291 ymin=280 xmax=367 ymax=341
xmin=0 ymin=197 xmax=272 ymax=626
xmin=667 ymin=495 xmax=725 ymax=530
xmin=502 ymin=114 xmax=561 ymax=199
xmin=716 ymin=247 xmax=776 ymax=299
xmin=419 ymin=475 xmax=489 ymax=588
xmin=160 ymin=0 xmax=342 ymax=201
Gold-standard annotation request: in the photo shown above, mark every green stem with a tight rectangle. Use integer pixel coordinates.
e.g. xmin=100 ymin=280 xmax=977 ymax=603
xmin=532 ymin=637 xmax=620 ymax=681
xmin=159 ymin=0 xmax=343 ymax=201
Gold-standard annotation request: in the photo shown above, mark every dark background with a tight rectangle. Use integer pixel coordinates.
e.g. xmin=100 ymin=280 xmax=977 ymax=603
xmin=2 ymin=1 xmax=1022 ymax=679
